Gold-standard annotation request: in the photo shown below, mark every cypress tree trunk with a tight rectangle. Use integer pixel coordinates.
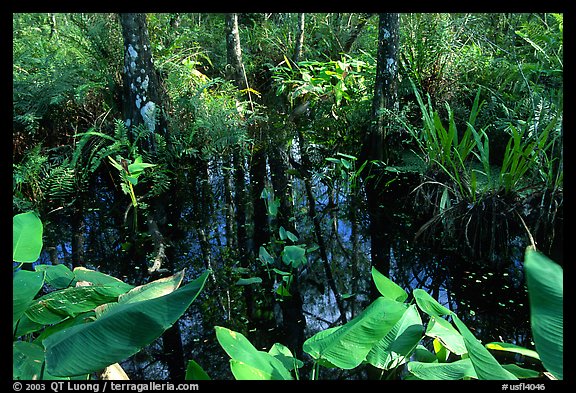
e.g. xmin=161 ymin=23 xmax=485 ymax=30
xmin=119 ymin=13 xmax=167 ymax=150
xmin=362 ymin=13 xmax=400 ymax=289
xmin=119 ymin=12 xmax=184 ymax=380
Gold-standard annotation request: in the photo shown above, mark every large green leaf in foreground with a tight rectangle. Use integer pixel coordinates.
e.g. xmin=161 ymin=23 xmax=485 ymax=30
xmin=44 ymin=270 xmax=209 ymax=376
xmin=452 ymin=314 xmax=517 ymax=380
xmin=215 ymin=326 xmax=293 ymax=380
xmin=524 ymin=248 xmax=563 ymax=380
xmin=303 ymin=297 xmax=407 ymax=369
xmin=13 ymin=212 xmax=43 ymax=263
xmin=13 ymin=270 xmax=45 ymax=333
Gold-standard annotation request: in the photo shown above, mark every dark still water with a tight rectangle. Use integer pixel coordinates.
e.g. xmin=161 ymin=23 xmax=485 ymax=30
xmin=140 ymin=171 xmax=549 ymax=380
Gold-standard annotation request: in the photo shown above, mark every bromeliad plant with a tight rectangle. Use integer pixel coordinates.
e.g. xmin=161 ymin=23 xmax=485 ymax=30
xmin=13 ymin=212 xmax=209 ymax=380
xmin=211 ymin=247 xmax=562 ymax=380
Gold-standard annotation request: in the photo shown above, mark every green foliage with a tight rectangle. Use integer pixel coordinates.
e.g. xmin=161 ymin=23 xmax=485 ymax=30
xmin=217 ymin=249 xmax=562 ymax=380
xmin=13 ymin=212 xmax=209 ymax=380
xmin=108 ymin=155 xmax=156 ymax=208
xmin=406 ymin=81 xmax=483 ymax=201
xmin=523 ymin=247 xmax=563 ymax=380
xmin=257 ymin=224 xmax=314 ymax=299
xmin=13 ymin=14 xmax=121 ymax=136
xmin=13 ymin=212 xmax=43 ymax=263
xmin=215 ymin=326 xmax=295 ymax=380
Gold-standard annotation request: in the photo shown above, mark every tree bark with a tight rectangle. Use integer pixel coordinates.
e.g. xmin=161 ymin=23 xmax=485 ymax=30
xmin=119 ymin=12 xmax=184 ymax=380
xmin=119 ymin=13 xmax=167 ymax=152
xmin=293 ymin=13 xmax=305 ymax=63
xmin=362 ymin=13 xmax=400 ymax=286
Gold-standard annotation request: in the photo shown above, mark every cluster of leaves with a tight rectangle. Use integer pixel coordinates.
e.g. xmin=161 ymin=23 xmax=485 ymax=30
xmin=13 ymin=14 xmax=121 ymax=148
xmin=212 ymin=248 xmax=562 ymax=381
xmin=13 ymin=212 xmax=209 ymax=380
xmin=271 ymin=55 xmax=374 ymax=164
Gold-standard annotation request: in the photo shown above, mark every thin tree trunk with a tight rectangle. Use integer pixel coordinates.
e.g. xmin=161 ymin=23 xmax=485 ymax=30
xmin=293 ymin=13 xmax=305 ymax=63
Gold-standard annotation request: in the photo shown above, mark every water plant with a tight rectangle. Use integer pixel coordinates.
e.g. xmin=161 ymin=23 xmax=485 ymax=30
xmin=212 ymin=247 xmax=562 ymax=380
xmin=13 ymin=212 xmax=209 ymax=380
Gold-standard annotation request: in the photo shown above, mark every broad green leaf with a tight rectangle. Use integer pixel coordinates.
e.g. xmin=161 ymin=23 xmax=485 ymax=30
xmin=259 ymin=246 xmax=274 ymax=265
xmin=14 ymin=313 xmax=45 ymax=337
xmin=185 ymin=359 xmax=211 ymax=380
xmin=276 ymin=283 xmax=291 ymax=297
xmin=215 ymin=326 xmax=293 ymax=380
xmin=72 ymin=267 xmax=134 ymax=293
xmin=366 ymin=304 xmax=423 ymax=370
xmin=116 ymin=269 xmax=184 ymax=305
xmin=302 ymin=326 xmax=341 ymax=368
xmin=408 ymin=358 xmax=477 ymax=380
xmin=44 ymin=271 xmax=209 ymax=377
xmin=282 ymin=245 xmax=307 ymax=268
xmin=371 ymin=266 xmax=408 ymax=302
xmin=412 ymin=344 xmax=438 ymax=363
xmin=303 ymin=297 xmax=407 ymax=369
xmin=286 ymin=230 xmax=299 ymax=242
xmin=34 ymin=312 xmax=96 ymax=343
xmin=25 ymin=285 xmax=122 ymax=325
xmin=524 ymin=248 xmax=563 ymax=380
xmin=13 ymin=341 xmax=68 ymax=380
xmin=230 ymin=360 xmax=276 ymax=380
xmin=35 ymin=264 xmax=75 ymax=289
xmin=268 ymin=343 xmax=304 ymax=371
xmin=268 ymin=198 xmax=280 ymax=217
xmin=502 ymin=364 xmax=541 ymax=379
xmin=452 ymin=314 xmax=517 ymax=380
xmin=13 ymin=212 xmax=43 ymax=263
xmin=433 ymin=337 xmax=449 ymax=362
xmin=127 ymin=161 xmax=156 ymax=175
xmin=485 ymin=342 xmax=540 ymax=361
xmin=413 ymin=288 xmax=452 ymax=318
xmin=425 ymin=316 xmax=467 ymax=355
xmin=13 ymin=270 xmax=45 ymax=333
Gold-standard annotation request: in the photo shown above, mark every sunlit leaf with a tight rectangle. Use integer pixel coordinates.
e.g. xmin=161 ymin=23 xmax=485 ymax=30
xmin=13 ymin=212 xmax=43 ymax=263
xmin=452 ymin=314 xmax=517 ymax=380
xmin=485 ymin=342 xmax=540 ymax=361
xmin=35 ymin=264 xmax=75 ymax=290
xmin=371 ymin=266 xmax=408 ymax=302
xmin=366 ymin=304 xmax=424 ymax=369
xmin=413 ymin=288 xmax=452 ymax=318
xmin=524 ymin=248 xmax=563 ymax=380
xmin=408 ymin=358 xmax=477 ymax=380
xmin=425 ymin=316 xmax=467 ymax=356
xmin=215 ymin=326 xmax=293 ymax=380
xmin=44 ymin=271 xmax=209 ymax=377
xmin=303 ymin=297 xmax=407 ymax=369
xmin=13 ymin=270 xmax=45 ymax=333
xmin=268 ymin=343 xmax=304 ymax=371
